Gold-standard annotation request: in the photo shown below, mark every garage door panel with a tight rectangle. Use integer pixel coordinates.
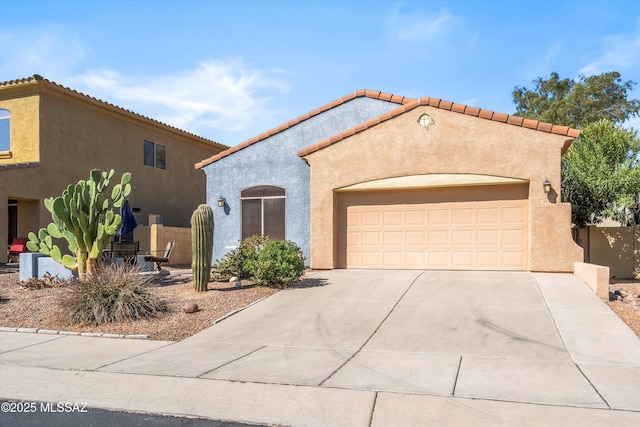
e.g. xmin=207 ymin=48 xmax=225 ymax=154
xmin=503 ymin=251 xmax=527 ymax=268
xmin=452 ymin=251 xmax=474 ymax=268
xmin=428 ymin=230 xmax=450 ymax=246
xmin=383 ymin=231 xmax=403 ymax=246
xmin=477 ymin=208 xmax=499 ymax=224
xmin=406 ymin=210 xmax=426 ymax=225
xmin=452 ymin=208 xmax=474 ymax=225
xmin=383 ymin=211 xmax=403 ymax=225
xmin=405 ymin=230 xmax=426 ymax=246
xmin=502 ymin=229 xmax=526 ymax=246
xmin=339 ymin=185 xmax=528 ymax=270
xmin=428 ymin=210 xmax=450 ymax=225
xmin=362 ymin=211 xmax=381 ymax=226
xmin=477 ymin=252 xmax=500 ymax=269
xmin=502 ymin=206 xmax=526 ymax=224
xmin=428 ymin=251 xmax=450 ymax=268
xmin=452 ymin=229 xmax=474 ymax=246
xmin=361 ymin=231 xmax=381 ymax=246
xmin=477 ymin=229 xmax=500 ymax=246
xmin=406 ymin=251 xmax=426 ymax=267
xmin=360 ymin=251 xmax=381 ymax=267
xmin=383 ymin=251 xmax=404 ymax=267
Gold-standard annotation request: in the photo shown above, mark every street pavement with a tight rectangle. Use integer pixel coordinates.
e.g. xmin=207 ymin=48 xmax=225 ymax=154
xmin=1 ymin=270 xmax=639 ymax=426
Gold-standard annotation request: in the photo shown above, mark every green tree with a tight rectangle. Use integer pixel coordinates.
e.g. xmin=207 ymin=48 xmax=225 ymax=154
xmin=561 ymin=120 xmax=640 ymax=227
xmin=512 ymin=71 xmax=640 ymax=129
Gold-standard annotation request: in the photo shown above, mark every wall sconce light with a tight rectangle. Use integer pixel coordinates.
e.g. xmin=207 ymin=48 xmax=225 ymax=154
xmin=218 ymin=197 xmax=226 ymax=207
xmin=543 ymin=180 xmax=552 ymax=194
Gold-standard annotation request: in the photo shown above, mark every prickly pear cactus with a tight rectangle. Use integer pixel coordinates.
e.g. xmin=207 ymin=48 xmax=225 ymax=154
xmin=27 ymin=169 xmax=132 ymax=279
xmin=191 ymin=204 xmax=214 ymax=292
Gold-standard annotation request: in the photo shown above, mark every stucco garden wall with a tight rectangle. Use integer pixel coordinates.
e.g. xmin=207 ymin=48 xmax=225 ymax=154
xmin=303 ymin=105 xmax=583 ymax=272
xmin=585 ymin=226 xmax=639 ymax=279
xmin=202 ymin=97 xmax=402 ymax=263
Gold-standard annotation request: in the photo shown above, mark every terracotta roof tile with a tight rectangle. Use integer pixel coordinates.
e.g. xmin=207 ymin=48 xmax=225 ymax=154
xmin=451 ymin=103 xmax=466 ymax=114
xmin=196 ymin=89 xmax=412 ymax=169
xmin=297 ymin=96 xmax=581 ymax=158
xmin=507 ymin=115 xmax=524 ymax=126
xmin=365 ymin=90 xmax=381 ymax=99
xmin=439 ymin=100 xmax=453 ymax=110
xmin=0 ymin=75 xmax=227 ymax=153
xmin=551 ymin=125 xmax=570 ymax=135
xmin=567 ymin=128 xmax=581 ymax=138
xmin=427 ymin=97 xmax=441 ymax=107
xmin=492 ymin=112 xmax=509 ymax=123
xmin=464 ymin=106 xmax=480 ymax=117
xmin=536 ymin=122 xmax=553 ymax=132
xmin=478 ymin=109 xmax=494 ymax=120
xmin=403 ymin=100 xmax=420 ymax=111
xmin=522 ymin=118 xmax=539 ymax=129
xmin=353 ymin=122 xmax=369 ymax=133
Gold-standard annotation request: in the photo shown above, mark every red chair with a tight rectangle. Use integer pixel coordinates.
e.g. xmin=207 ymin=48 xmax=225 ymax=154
xmin=7 ymin=237 xmax=29 ymax=262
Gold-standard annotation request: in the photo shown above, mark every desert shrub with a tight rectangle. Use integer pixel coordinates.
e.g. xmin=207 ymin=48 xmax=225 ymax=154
xmin=245 ymin=240 xmax=305 ymax=288
xmin=61 ymin=264 xmax=167 ymax=326
xmin=212 ymin=235 xmax=270 ymax=280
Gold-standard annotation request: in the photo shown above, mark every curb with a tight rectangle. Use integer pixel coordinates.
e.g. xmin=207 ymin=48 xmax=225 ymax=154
xmin=0 ymin=326 xmax=148 ymax=340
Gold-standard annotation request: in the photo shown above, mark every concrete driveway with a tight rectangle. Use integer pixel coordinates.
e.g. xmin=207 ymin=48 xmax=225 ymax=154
xmin=2 ymin=270 xmax=640 ymax=426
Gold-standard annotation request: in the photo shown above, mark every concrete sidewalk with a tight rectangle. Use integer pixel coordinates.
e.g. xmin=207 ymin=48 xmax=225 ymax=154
xmin=1 ymin=270 xmax=639 ymax=426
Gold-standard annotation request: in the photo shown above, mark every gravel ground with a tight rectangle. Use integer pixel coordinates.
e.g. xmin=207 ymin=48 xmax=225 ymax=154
xmin=0 ymin=264 xmax=277 ymax=341
xmin=607 ymin=280 xmax=640 ymax=338
xmin=1 ymin=264 xmax=639 ymax=341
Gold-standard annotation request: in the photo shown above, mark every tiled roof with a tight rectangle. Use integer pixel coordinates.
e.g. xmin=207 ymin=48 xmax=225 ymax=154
xmin=0 ymin=75 xmax=228 ymax=151
xmin=194 ymin=90 xmax=414 ymax=169
xmin=297 ymin=97 xmax=581 ymax=157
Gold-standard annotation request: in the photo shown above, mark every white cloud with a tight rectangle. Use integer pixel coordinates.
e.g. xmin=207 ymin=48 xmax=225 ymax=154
xmin=0 ymin=27 xmax=291 ymax=143
xmin=73 ymin=60 xmax=291 ymax=138
xmin=579 ymin=27 xmax=640 ymax=75
xmin=390 ymin=3 xmax=459 ymax=42
xmin=0 ymin=29 xmax=88 ymax=80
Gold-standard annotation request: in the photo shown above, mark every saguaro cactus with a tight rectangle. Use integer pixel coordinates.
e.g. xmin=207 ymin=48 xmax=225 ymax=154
xmin=191 ymin=204 xmax=214 ymax=292
xmin=26 ymin=169 xmax=132 ymax=279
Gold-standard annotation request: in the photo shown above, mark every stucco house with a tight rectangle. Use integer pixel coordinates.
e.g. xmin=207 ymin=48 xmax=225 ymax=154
xmin=197 ymin=90 xmax=583 ymax=272
xmin=1 ymin=75 xmax=227 ymax=264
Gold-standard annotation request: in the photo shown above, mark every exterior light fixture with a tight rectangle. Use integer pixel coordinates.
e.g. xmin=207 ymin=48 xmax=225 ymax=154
xmin=543 ymin=180 xmax=552 ymax=194
xmin=218 ymin=197 xmax=226 ymax=207
xmin=418 ymin=114 xmax=434 ymax=130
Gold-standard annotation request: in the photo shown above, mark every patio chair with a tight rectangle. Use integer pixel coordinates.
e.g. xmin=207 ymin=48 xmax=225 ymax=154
xmin=110 ymin=240 xmax=139 ymax=265
xmin=7 ymin=237 xmax=29 ymax=263
xmin=144 ymin=240 xmax=175 ymax=272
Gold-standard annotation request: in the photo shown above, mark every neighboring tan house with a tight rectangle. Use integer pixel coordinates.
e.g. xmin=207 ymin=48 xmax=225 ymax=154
xmin=198 ymin=90 xmax=583 ymax=272
xmin=0 ymin=75 xmax=227 ymax=264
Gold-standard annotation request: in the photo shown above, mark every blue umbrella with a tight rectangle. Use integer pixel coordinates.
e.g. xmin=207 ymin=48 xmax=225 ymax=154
xmin=119 ymin=199 xmax=138 ymax=240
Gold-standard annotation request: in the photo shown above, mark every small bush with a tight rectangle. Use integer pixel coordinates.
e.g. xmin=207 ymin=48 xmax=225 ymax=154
xmin=245 ymin=240 xmax=305 ymax=288
xmin=61 ymin=264 xmax=167 ymax=326
xmin=212 ymin=235 xmax=270 ymax=280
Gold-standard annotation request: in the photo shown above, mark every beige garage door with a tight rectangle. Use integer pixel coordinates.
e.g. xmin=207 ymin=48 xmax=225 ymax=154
xmin=338 ymin=184 xmax=529 ymax=270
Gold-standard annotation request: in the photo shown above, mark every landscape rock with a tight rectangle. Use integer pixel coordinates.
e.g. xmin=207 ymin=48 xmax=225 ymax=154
xmin=183 ymin=302 xmax=199 ymax=313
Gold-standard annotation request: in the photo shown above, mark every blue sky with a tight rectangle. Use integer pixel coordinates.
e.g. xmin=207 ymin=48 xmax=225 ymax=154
xmin=1 ymin=0 xmax=639 ymax=146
